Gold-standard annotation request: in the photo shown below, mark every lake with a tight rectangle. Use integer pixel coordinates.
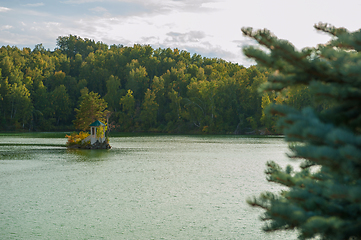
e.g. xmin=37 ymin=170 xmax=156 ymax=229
xmin=0 ymin=133 xmax=298 ymax=239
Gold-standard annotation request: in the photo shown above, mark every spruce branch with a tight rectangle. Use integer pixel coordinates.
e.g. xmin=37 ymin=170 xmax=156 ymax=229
xmin=244 ymin=23 xmax=361 ymax=240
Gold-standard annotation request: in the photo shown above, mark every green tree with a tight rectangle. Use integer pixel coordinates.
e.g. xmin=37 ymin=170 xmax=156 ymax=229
xmin=7 ymin=82 xmax=33 ymax=128
xmin=0 ymin=70 xmax=10 ymax=117
xmin=260 ymin=93 xmax=273 ymax=130
xmin=1 ymin=56 xmax=14 ymax=79
xmin=284 ymin=85 xmax=313 ymax=110
xmin=184 ymin=80 xmax=206 ymax=128
xmin=47 ymin=70 xmax=66 ymax=91
xmin=150 ymin=76 xmax=167 ymax=125
xmin=32 ymin=81 xmax=54 ymax=130
xmin=104 ymin=75 xmax=122 ymax=112
xmin=73 ymin=88 xmax=108 ymax=131
xmin=166 ymin=88 xmax=183 ymax=128
xmin=119 ymin=89 xmax=136 ymax=131
xmin=243 ymin=23 xmax=361 ymax=240
xmin=51 ymin=85 xmax=71 ymax=125
xmin=140 ymin=89 xmax=159 ymax=129
xmin=125 ymin=60 xmax=149 ymax=101
xmin=0 ymin=34 xmax=271 ymax=133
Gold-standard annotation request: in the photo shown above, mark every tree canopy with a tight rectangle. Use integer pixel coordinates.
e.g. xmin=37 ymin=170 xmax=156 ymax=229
xmin=73 ymin=88 xmax=109 ymax=131
xmin=243 ymin=23 xmax=361 ymax=240
xmin=0 ymin=35 xmax=325 ymax=133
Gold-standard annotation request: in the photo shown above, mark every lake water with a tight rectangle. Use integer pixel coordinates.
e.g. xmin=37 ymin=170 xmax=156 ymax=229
xmin=0 ymin=133 xmax=298 ymax=239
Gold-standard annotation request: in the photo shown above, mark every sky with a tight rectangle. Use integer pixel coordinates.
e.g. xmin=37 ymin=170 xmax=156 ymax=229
xmin=0 ymin=0 xmax=361 ymax=66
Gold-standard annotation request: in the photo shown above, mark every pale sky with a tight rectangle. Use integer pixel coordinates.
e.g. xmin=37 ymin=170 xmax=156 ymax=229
xmin=1 ymin=0 xmax=361 ymax=66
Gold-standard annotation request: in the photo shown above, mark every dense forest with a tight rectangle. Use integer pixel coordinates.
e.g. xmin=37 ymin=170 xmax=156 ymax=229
xmin=0 ymin=35 xmax=324 ymax=134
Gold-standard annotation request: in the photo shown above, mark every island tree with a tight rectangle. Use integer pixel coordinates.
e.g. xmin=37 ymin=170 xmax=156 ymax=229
xmin=73 ymin=87 xmax=109 ymax=131
xmin=243 ymin=23 xmax=361 ymax=239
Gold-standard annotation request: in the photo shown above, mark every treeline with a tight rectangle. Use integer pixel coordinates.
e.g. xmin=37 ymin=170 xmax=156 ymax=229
xmin=0 ymin=35 xmax=324 ymax=133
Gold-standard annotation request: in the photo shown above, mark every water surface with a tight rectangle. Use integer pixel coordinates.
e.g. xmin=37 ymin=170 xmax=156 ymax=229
xmin=0 ymin=133 xmax=298 ymax=239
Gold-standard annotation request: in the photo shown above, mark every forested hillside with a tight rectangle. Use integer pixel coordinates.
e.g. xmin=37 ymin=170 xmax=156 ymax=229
xmin=0 ymin=35 xmax=322 ymax=133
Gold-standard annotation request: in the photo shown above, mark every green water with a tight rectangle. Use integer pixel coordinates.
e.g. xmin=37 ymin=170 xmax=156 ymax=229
xmin=0 ymin=133 xmax=297 ymax=239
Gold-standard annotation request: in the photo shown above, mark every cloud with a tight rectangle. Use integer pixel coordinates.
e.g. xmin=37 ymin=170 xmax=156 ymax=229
xmin=0 ymin=25 xmax=13 ymax=30
xmin=0 ymin=7 xmax=11 ymax=12
xmin=90 ymin=7 xmax=107 ymax=12
xmin=169 ymin=0 xmax=219 ymax=12
xmin=19 ymin=9 xmax=52 ymax=17
xmin=28 ymin=22 xmax=63 ymax=39
xmin=60 ymin=5 xmax=242 ymax=64
xmin=23 ymin=3 xmax=45 ymax=7
xmin=61 ymin=0 xmax=102 ymax=3
xmin=138 ymin=0 xmax=218 ymax=14
xmin=232 ymin=38 xmax=259 ymax=49
xmin=165 ymin=31 xmax=207 ymax=43
xmin=183 ymin=44 xmax=236 ymax=60
xmin=89 ymin=6 xmax=109 ymax=16
xmin=140 ymin=36 xmax=159 ymax=43
xmin=68 ymin=0 xmax=218 ymax=15
xmin=6 ymin=0 xmax=340 ymax=67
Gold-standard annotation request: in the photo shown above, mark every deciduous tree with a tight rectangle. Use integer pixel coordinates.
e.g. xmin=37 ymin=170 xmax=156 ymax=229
xmin=140 ymin=89 xmax=159 ymax=129
xmin=104 ymin=75 xmax=122 ymax=112
xmin=51 ymin=85 xmax=71 ymax=125
xmin=73 ymin=88 xmax=108 ymax=131
xmin=119 ymin=89 xmax=136 ymax=131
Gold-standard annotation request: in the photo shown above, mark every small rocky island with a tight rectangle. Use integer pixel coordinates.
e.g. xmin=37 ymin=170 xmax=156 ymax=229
xmin=66 ymin=120 xmax=111 ymax=149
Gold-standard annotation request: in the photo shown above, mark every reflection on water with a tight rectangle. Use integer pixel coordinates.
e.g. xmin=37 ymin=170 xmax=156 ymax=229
xmin=0 ymin=133 xmax=297 ymax=239
xmin=66 ymin=149 xmax=112 ymax=162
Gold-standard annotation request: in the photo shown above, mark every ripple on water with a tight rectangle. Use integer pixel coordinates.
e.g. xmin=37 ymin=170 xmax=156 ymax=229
xmin=0 ymin=134 xmax=298 ymax=239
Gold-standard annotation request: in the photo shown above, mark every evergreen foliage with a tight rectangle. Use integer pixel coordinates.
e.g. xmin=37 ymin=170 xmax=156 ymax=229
xmin=243 ymin=23 xmax=361 ymax=240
